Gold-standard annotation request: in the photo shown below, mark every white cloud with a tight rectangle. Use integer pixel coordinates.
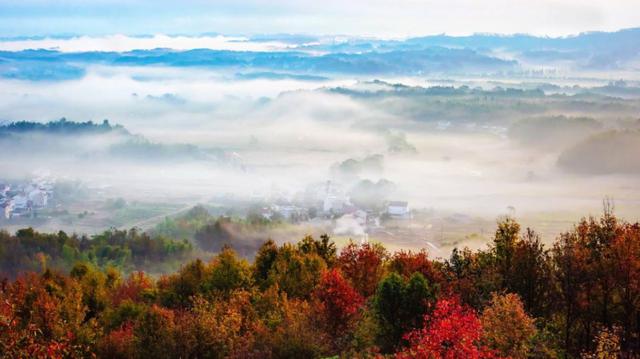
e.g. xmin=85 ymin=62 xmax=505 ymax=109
xmin=0 ymin=34 xmax=292 ymax=52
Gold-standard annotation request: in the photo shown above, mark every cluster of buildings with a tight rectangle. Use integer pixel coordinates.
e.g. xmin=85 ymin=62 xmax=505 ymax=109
xmin=319 ymin=180 xmax=410 ymax=220
xmin=256 ymin=181 xmax=411 ymax=241
xmin=258 ymin=204 xmax=310 ymax=223
xmin=0 ymin=176 xmax=54 ymax=219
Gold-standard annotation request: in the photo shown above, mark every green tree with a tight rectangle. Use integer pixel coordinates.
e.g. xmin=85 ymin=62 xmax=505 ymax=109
xmin=133 ymin=305 xmax=176 ymax=359
xmin=268 ymin=243 xmax=327 ymax=299
xmin=204 ymin=246 xmax=252 ymax=294
xmin=298 ymin=234 xmax=337 ymax=266
xmin=157 ymin=259 xmax=207 ymax=307
xmin=373 ymin=272 xmax=436 ymax=353
xmin=253 ymin=239 xmax=279 ymax=289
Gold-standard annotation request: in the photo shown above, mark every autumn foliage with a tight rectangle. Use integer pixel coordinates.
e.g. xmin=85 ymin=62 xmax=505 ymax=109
xmin=480 ymin=293 xmax=537 ymax=358
xmin=1 ymin=210 xmax=639 ymax=358
xmin=397 ymin=297 xmax=498 ymax=359
xmin=314 ymin=268 xmax=363 ymax=337
xmin=338 ymin=241 xmax=388 ymax=297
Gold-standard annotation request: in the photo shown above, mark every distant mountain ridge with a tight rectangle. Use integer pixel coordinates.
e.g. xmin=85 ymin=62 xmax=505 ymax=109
xmin=0 ymin=46 xmax=516 ymax=80
xmin=0 ymin=119 xmax=229 ymax=164
xmin=302 ymin=27 xmax=640 ymax=70
xmin=0 ymin=28 xmax=638 ymax=80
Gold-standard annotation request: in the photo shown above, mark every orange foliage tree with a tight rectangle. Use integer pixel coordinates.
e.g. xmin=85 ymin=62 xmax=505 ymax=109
xmin=481 ymin=293 xmax=537 ymax=358
xmin=338 ymin=241 xmax=388 ymax=297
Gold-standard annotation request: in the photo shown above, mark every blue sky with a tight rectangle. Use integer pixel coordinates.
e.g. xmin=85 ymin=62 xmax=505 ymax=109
xmin=1 ymin=0 xmax=639 ymax=38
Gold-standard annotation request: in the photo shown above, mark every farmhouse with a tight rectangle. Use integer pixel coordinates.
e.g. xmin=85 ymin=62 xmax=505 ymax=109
xmin=386 ymin=201 xmax=410 ymax=219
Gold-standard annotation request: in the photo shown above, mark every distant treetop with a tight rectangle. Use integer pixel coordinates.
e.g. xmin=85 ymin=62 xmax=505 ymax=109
xmin=0 ymin=118 xmax=128 ymax=135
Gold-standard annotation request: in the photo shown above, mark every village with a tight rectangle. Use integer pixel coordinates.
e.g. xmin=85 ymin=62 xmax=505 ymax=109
xmin=0 ymin=175 xmax=56 ymax=220
xmin=252 ymin=180 xmax=412 ymax=244
xmin=0 ymin=174 xmax=497 ymax=255
xmin=0 ymin=174 xmax=492 ymax=255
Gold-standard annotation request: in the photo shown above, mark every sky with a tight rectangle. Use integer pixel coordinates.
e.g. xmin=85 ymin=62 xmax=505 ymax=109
xmin=0 ymin=0 xmax=639 ymax=38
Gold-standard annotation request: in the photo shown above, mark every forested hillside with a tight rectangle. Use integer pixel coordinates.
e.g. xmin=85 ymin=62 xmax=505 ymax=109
xmin=1 ymin=210 xmax=639 ymax=358
xmin=0 ymin=228 xmax=193 ymax=277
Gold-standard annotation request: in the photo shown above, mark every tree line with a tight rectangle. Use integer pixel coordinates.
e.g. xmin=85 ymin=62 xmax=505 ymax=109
xmin=0 ymin=227 xmax=193 ymax=277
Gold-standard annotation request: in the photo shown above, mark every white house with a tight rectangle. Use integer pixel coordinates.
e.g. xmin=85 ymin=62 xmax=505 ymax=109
xmin=29 ymin=189 xmax=48 ymax=208
xmin=323 ymin=195 xmax=347 ymax=214
xmin=387 ymin=201 xmax=410 ymax=218
xmin=272 ymin=204 xmax=307 ymax=221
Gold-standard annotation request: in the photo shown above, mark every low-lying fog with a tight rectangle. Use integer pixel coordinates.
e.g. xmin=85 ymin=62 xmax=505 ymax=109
xmin=1 ymin=64 xmax=640 ymax=248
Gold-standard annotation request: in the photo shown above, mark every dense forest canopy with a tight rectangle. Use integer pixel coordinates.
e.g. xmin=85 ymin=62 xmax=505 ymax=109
xmin=0 ymin=227 xmax=192 ymax=278
xmin=1 ymin=210 xmax=639 ymax=358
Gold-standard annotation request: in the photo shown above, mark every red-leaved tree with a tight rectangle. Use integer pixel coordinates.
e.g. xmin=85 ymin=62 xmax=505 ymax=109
xmin=111 ymin=271 xmax=154 ymax=306
xmin=314 ymin=268 xmax=364 ymax=337
xmin=396 ymin=297 xmax=500 ymax=359
xmin=338 ymin=242 xmax=388 ymax=297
